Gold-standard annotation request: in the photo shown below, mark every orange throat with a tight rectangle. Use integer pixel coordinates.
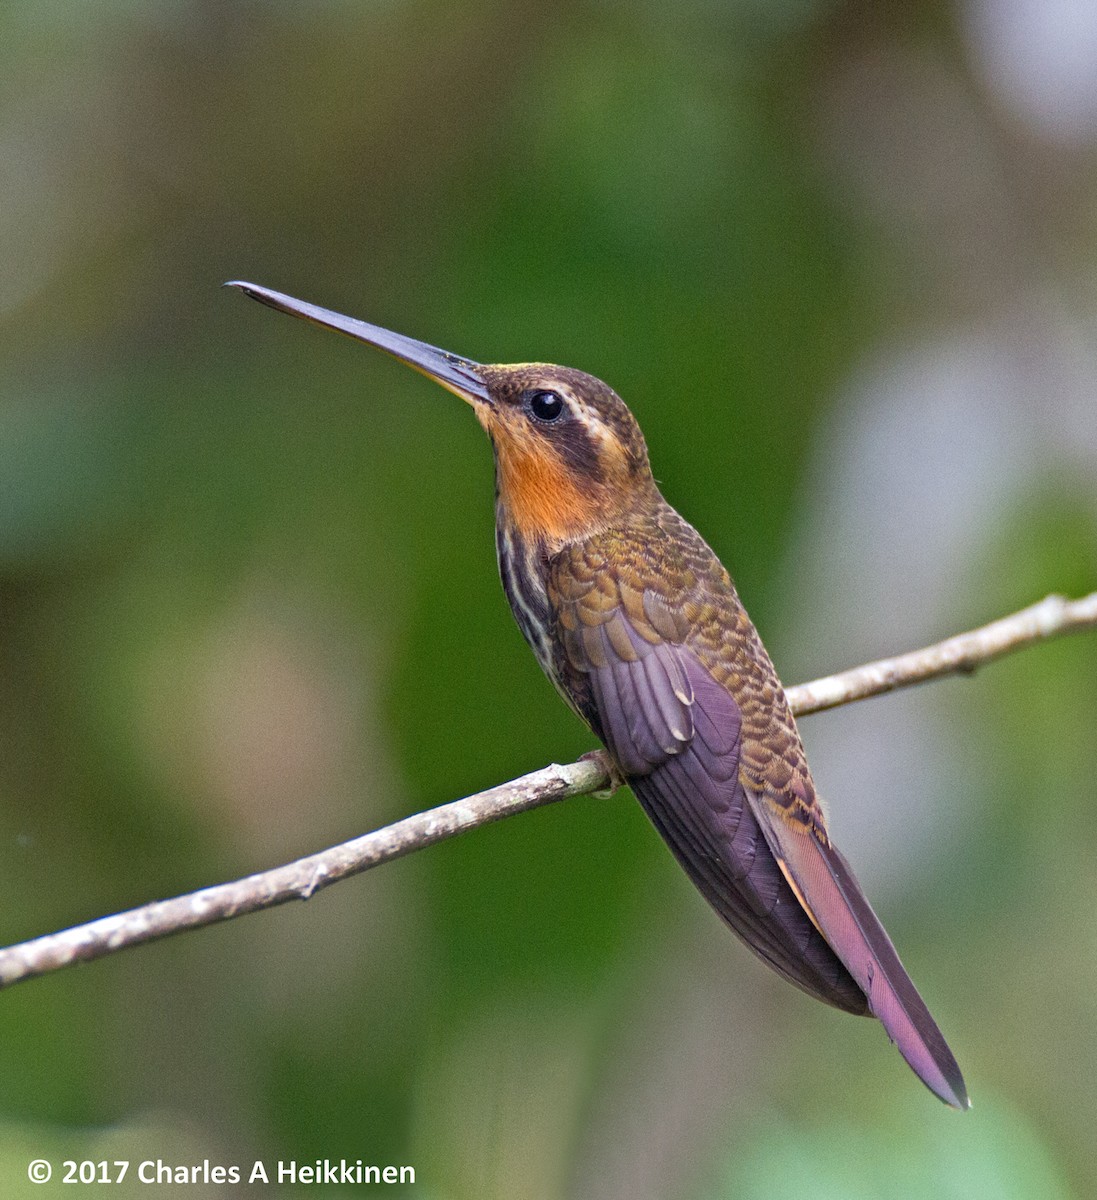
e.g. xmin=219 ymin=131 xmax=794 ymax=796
xmin=491 ymin=432 xmax=603 ymax=545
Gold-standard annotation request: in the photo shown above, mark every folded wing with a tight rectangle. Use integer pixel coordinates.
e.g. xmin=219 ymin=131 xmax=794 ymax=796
xmin=555 ymin=573 xmax=967 ymax=1107
xmin=564 ymin=608 xmax=869 ymax=1014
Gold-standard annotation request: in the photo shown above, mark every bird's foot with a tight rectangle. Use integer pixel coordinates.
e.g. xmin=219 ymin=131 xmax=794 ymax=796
xmin=580 ymin=749 xmax=624 ymax=798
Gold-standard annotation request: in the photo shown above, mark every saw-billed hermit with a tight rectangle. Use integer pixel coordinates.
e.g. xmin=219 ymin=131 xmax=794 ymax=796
xmin=229 ymin=280 xmax=968 ymax=1109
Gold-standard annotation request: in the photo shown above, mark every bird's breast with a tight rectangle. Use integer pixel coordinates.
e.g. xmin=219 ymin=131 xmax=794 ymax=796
xmin=495 ymin=519 xmax=558 ymax=684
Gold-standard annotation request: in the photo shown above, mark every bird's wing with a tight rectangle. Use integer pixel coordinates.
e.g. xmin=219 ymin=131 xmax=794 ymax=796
xmin=551 ymin=551 xmax=968 ymax=1108
xmin=551 ymin=561 xmax=870 ymax=1014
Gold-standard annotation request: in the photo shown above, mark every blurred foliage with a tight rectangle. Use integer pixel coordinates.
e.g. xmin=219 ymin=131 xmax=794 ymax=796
xmin=708 ymin=1092 xmax=1075 ymax=1200
xmin=1 ymin=1 xmax=1096 ymax=1197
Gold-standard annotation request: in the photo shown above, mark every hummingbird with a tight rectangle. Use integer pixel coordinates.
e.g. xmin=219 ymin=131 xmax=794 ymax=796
xmin=228 ymin=280 xmax=968 ymax=1109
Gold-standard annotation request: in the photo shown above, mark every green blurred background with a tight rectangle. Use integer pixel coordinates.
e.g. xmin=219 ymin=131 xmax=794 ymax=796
xmin=2 ymin=1 xmax=1096 ymax=1196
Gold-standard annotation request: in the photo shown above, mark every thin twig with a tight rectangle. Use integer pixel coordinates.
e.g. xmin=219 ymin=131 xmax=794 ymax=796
xmin=1 ymin=591 xmax=1094 ymax=992
xmin=785 ymin=591 xmax=1097 ymax=714
xmin=0 ymin=759 xmax=608 ymax=990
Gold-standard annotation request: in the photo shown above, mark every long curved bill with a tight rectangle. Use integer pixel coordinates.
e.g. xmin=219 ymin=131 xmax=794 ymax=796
xmin=226 ymin=281 xmax=491 ymax=405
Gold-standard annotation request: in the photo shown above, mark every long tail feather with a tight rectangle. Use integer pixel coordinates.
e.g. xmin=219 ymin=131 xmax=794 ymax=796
xmin=751 ymin=799 xmax=969 ymax=1109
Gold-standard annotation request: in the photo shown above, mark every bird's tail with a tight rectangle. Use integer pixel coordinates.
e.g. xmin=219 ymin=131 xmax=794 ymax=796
xmin=751 ymin=795 xmax=969 ymax=1109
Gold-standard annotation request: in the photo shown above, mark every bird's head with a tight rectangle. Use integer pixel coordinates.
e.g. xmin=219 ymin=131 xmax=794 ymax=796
xmin=229 ymin=282 xmax=657 ymax=545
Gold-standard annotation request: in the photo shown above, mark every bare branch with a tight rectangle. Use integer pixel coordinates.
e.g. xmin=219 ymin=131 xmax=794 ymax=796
xmin=2 ymin=591 xmax=1094 ymax=992
xmin=785 ymin=591 xmax=1097 ymax=715
xmin=0 ymin=758 xmax=609 ymax=990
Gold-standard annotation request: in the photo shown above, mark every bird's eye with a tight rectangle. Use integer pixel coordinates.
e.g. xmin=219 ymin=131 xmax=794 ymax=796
xmin=527 ymin=390 xmax=565 ymax=422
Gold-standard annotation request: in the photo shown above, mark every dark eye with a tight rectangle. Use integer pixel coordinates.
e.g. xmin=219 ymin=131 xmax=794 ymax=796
xmin=527 ymin=390 xmax=565 ymax=422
